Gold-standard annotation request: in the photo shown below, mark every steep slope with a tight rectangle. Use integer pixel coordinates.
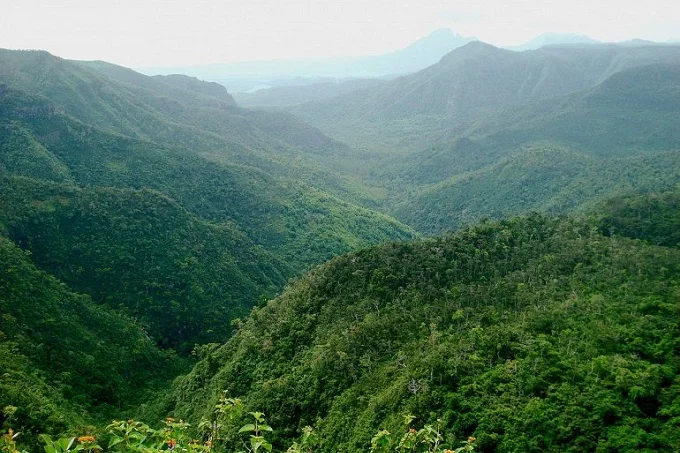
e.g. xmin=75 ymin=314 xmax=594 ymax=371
xmin=0 ymin=234 xmax=182 ymax=440
xmin=461 ymin=63 xmax=680 ymax=157
xmin=376 ymin=64 xmax=680 ymax=234
xmin=291 ymin=42 xmax=680 ymax=153
xmin=167 ymin=201 xmax=680 ymax=452
xmin=0 ymin=52 xmax=416 ymax=351
xmin=597 ymin=190 xmax=680 ymax=247
xmin=0 ymin=49 xmax=373 ymax=204
xmin=0 ymin=87 xmax=414 ymax=262
xmin=0 ymin=176 xmax=289 ymax=350
xmin=393 ymin=147 xmax=680 ymax=235
xmin=0 ymin=48 xmax=415 ymax=448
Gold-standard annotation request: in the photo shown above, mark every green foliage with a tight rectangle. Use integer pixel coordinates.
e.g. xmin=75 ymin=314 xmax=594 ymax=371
xmin=2 ymin=45 xmax=680 ymax=453
xmin=168 ymin=207 xmax=680 ymax=451
xmin=0 ymin=49 xmax=415 ymax=351
xmin=106 ymin=420 xmax=161 ymax=452
xmin=37 ymin=434 xmax=102 ymax=453
xmin=0 ymin=234 xmax=184 ymax=444
xmin=369 ymin=415 xmax=460 ymax=453
xmin=371 ymin=63 xmax=680 ymax=235
xmin=31 ymin=401 xmax=475 ymax=453
xmin=238 ymin=412 xmax=273 ymax=453
xmin=394 ymin=147 xmax=680 ymax=235
xmin=199 ymin=394 xmax=244 ymax=451
xmin=285 ymin=426 xmax=319 ymax=453
xmin=0 ymin=49 xmax=378 ymax=209
xmin=597 ymin=189 xmax=680 ymax=247
xmin=291 ymin=52 xmax=680 ymax=236
xmin=292 ymin=44 xmax=680 ymax=154
xmin=1 ymin=428 xmax=28 ymax=453
xmin=0 ymin=49 xmax=408 ymax=447
xmin=0 ymin=175 xmax=289 ymax=350
xmin=39 ymin=435 xmax=80 ymax=453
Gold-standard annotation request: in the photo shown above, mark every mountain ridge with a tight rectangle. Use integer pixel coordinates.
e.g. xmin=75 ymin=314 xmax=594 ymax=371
xmin=290 ymin=41 xmax=680 ymax=154
xmin=0 ymin=48 xmax=417 ymax=351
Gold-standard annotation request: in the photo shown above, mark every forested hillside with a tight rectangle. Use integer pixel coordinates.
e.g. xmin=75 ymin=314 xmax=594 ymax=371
xmin=0 ymin=176 xmax=290 ymax=350
xmin=291 ymin=42 xmax=680 ymax=153
xmin=167 ymin=191 xmax=680 ymax=452
xmin=0 ymin=48 xmax=415 ymax=438
xmin=0 ymin=49 xmax=377 ymax=205
xmin=383 ymin=63 xmax=680 ymax=233
xmin=283 ymin=51 xmax=680 ymax=234
xmin=0 ymin=49 xmax=416 ymax=347
xmin=2 ymin=42 xmax=680 ymax=453
xmin=0 ymin=235 xmax=185 ymax=446
xmin=393 ymin=147 xmax=680 ymax=235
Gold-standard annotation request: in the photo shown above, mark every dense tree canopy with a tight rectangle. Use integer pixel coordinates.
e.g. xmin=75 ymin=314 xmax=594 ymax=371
xmin=167 ymin=195 xmax=680 ymax=452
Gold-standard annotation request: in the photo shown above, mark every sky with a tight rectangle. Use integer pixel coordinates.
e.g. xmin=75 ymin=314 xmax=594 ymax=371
xmin=1 ymin=0 xmax=679 ymax=68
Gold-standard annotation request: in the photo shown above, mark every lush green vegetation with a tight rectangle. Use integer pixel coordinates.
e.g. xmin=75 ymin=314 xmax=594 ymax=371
xmin=0 ymin=175 xmax=291 ymax=350
xmin=291 ymin=43 xmax=680 ymax=154
xmin=290 ymin=55 xmax=680 ymax=235
xmin=597 ymin=190 xmax=680 ymax=247
xmin=165 ymin=196 xmax=680 ymax=452
xmin=0 ymin=50 xmax=415 ymax=348
xmin=0 ymin=48 xmax=414 ymax=441
xmin=0 ymin=234 xmax=185 ymax=445
xmin=2 ymin=44 xmax=680 ymax=453
xmin=393 ymin=147 xmax=680 ymax=235
xmin=4 ymin=191 xmax=680 ymax=451
xmin=2 ymin=407 xmax=477 ymax=453
xmin=0 ymin=49 xmax=375 ymax=206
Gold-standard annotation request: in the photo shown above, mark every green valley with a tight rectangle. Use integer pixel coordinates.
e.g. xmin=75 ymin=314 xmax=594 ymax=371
xmin=1 ymin=34 xmax=679 ymax=453
xmin=0 ymin=48 xmax=414 ymax=440
xmin=287 ymin=49 xmax=680 ymax=234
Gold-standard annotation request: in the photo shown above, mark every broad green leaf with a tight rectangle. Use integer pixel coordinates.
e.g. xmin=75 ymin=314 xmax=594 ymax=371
xmin=239 ymin=424 xmax=256 ymax=433
xmin=108 ymin=435 xmax=124 ymax=448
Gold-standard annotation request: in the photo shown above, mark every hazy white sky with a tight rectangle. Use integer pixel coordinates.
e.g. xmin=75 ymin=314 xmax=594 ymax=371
xmin=1 ymin=0 xmax=679 ymax=67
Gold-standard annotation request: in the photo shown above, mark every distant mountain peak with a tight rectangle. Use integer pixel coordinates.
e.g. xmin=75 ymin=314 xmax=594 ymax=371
xmin=428 ymin=28 xmax=457 ymax=37
xmin=399 ymin=28 xmax=474 ymax=51
xmin=371 ymin=28 xmax=476 ymax=71
xmin=507 ymin=33 xmax=600 ymax=51
xmin=460 ymin=40 xmax=498 ymax=50
xmin=439 ymin=40 xmax=504 ymax=61
xmin=419 ymin=28 xmax=470 ymax=42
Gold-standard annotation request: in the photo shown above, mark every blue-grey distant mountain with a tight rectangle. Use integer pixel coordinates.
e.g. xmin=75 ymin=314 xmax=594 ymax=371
xmin=353 ymin=28 xmax=476 ymax=75
xmin=291 ymin=41 xmax=680 ymax=153
xmin=507 ymin=32 xmax=600 ymax=50
xmin=138 ymin=29 xmax=475 ymax=92
xmin=506 ymin=33 xmax=680 ymax=51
